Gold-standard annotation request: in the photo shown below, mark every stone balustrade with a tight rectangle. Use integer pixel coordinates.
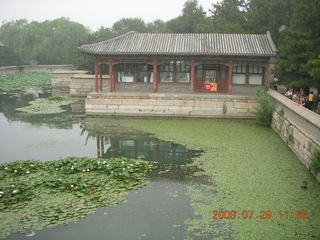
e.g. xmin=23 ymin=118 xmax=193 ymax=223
xmin=269 ymin=89 xmax=320 ymax=182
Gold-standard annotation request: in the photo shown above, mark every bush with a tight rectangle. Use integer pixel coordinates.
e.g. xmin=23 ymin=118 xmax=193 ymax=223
xmin=48 ymin=96 xmax=64 ymax=101
xmin=310 ymin=150 xmax=320 ymax=174
xmin=254 ymin=87 xmax=274 ymax=126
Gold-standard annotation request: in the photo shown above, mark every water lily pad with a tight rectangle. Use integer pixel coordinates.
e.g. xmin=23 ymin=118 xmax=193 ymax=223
xmin=0 ymin=157 xmax=151 ymax=239
xmin=15 ymin=97 xmax=79 ymax=114
xmin=0 ymin=73 xmax=52 ymax=93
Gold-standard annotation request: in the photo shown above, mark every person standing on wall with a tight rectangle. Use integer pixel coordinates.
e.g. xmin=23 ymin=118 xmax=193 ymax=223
xmin=285 ymin=88 xmax=293 ymax=100
xmin=305 ymin=91 xmax=314 ymax=110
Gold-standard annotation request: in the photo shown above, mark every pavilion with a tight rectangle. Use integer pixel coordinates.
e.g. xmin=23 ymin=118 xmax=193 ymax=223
xmin=78 ymin=31 xmax=277 ymax=96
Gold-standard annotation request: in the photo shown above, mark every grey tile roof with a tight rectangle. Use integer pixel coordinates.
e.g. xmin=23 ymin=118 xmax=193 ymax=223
xmin=78 ymin=31 xmax=277 ymax=57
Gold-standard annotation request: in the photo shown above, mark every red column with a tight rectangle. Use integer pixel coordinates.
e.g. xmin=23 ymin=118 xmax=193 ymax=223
xmin=94 ymin=58 xmax=99 ymax=92
xmin=190 ymin=62 xmax=196 ymax=92
xmin=113 ymin=65 xmax=117 ymax=92
xmin=173 ymin=63 xmax=177 ymax=82
xmin=263 ymin=64 xmax=269 ymax=89
xmin=134 ymin=64 xmax=138 ymax=82
xmin=152 ymin=62 xmax=158 ymax=93
xmin=109 ymin=62 xmax=113 ymax=93
xmin=227 ymin=62 xmax=233 ymax=94
xmin=99 ymin=64 xmax=103 ymax=91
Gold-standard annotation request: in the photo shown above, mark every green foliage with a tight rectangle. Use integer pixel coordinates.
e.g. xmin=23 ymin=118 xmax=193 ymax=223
xmin=222 ymin=102 xmax=228 ymax=115
xmin=47 ymin=96 xmax=64 ymax=101
xmin=0 ymin=157 xmax=150 ymax=238
xmin=279 ymin=109 xmax=285 ymax=117
xmin=245 ymin=0 xmax=293 ymax=43
xmin=15 ymin=97 xmax=79 ymax=114
xmin=254 ymin=88 xmax=274 ymax=126
xmin=112 ymin=18 xmax=148 ymax=34
xmin=310 ymin=150 xmax=320 ymax=174
xmin=0 ymin=18 xmax=89 ymax=65
xmin=166 ymin=0 xmax=207 ymax=33
xmin=307 ymin=55 xmax=320 ymax=83
xmin=276 ymin=0 xmax=320 ymax=88
xmin=0 ymin=45 xmax=21 ymax=66
xmin=0 ymin=72 xmax=52 ymax=93
xmin=123 ymin=118 xmax=320 ymax=239
xmin=209 ymin=0 xmax=247 ymax=33
xmin=146 ymin=20 xmax=167 ymax=33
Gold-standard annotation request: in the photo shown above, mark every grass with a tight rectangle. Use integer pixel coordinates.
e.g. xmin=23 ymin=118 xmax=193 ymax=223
xmin=120 ymin=118 xmax=320 ymax=240
xmin=254 ymin=87 xmax=274 ymax=126
xmin=0 ymin=72 xmax=52 ymax=93
xmin=311 ymin=150 xmax=320 ymax=174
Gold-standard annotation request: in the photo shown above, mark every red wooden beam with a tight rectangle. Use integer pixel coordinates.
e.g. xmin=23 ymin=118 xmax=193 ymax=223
xmin=113 ymin=65 xmax=117 ymax=92
xmin=227 ymin=62 xmax=233 ymax=94
xmin=190 ymin=62 xmax=196 ymax=93
xmin=109 ymin=61 xmax=113 ymax=93
xmin=152 ymin=61 xmax=158 ymax=93
xmin=94 ymin=58 xmax=99 ymax=92
xmin=263 ymin=64 xmax=269 ymax=88
xmin=99 ymin=64 xmax=103 ymax=91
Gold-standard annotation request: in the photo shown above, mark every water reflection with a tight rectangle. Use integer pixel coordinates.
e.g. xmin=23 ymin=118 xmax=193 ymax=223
xmin=96 ymin=135 xmax=194 ymax=164
xmin=1 ymin=93 xmax=210 ymax=240
xmin=95 ymin=134 xmax=203 ymax=181
xmin=0 ymin=93 xmax=82 ymax=129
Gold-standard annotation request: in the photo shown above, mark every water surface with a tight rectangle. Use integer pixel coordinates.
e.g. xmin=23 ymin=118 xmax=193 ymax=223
xmin=0 ymin=93 xmax=207 ymax=240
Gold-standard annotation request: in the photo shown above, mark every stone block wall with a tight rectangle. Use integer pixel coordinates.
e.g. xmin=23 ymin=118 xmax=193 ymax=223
xmin=85 ymin=93 xmax=257 ymax=118
xmin=70 ymin=74 xmax=109 ymax=97
xmin=232 ymin=85 xmax=260 ymax=96
xmin=269 ymin=90 xmax=320 ymax=182
xmin=52 ymin=71 xmax=87 ymax=96
xmin=0 ymin=65 xmax=75 ymax=75
xmin=117 ymin=83 xmax=153 ymax=92
xmin=116 ymin=83 xmax=191 ymax=93
xmin=158 ymin=83 xmax=191 ymax=93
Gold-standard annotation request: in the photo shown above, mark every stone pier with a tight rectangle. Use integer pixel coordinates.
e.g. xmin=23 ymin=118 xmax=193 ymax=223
xmin=85 ymin=92 xmax=257 ymax=118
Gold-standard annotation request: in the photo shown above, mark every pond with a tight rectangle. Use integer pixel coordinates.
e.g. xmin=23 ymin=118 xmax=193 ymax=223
xmin=1 ymin=93 xmax=320 ymax=240
xmin=0 ymin=94 xmax=213 ymax=240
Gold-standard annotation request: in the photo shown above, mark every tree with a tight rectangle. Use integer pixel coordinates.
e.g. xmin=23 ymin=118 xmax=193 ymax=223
xmin=0 ymin=19 xmax=27 ymax=64
xmin=112 ymin=18 xmax=147 ymax=33
xmin=277 ymin=0 xmax=320 ymax=88
xmin=89 ymin=27 xmax=114 ymax=42
xmin=307 ymin=56 xmax=320 ymax=82
xmin=0 ymin=18 xmax=90 ymax=65
xmin=0 ymin=45 xmax=21 ymax=66
xmin=245 ymin=0 xmax=293 ymax=44
xmin=0 ymin=19 xmax=27 ymax=51
xmin=73 ymin=27 xmax=116 ymax=72
xmin=209 ymin=0 xmax=247 ymax=33
xmin=166 ymin=0 xmax=207 ymax=33
xmin=147 ymin=20 xmax=167 ymax=33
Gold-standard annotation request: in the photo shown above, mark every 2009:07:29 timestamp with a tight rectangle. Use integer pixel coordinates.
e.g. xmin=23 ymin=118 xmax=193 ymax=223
xmin=212 ymin=210 xmax=308 ymax=220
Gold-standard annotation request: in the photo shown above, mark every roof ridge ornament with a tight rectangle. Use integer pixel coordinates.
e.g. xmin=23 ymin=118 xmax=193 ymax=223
xmin=266 ymin=31 xmax=278 ymax=53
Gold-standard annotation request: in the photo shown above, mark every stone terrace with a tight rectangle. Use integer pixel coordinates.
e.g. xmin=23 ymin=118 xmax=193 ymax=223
xmin=85 ymin=92 xmax=257 ymax=118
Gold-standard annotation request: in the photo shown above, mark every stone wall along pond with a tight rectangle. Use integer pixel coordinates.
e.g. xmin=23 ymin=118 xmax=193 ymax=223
xmin=269 ymin=89 xmax=320 ymax=182
xmin=85 ymin=93 xmax=258 ymax=118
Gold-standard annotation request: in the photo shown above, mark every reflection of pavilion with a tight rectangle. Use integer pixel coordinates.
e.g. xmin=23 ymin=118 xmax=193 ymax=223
xmin=96 ymin=135 xmax=194 ymax=165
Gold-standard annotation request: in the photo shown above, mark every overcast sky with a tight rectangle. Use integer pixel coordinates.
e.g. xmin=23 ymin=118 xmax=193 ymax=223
xmin=0 ymin=0 xmax=219 ymax=31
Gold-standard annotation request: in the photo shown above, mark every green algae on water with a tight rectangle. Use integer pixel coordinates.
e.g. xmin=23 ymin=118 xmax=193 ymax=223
xmin=120 ymin=118 xmax=320 ymax=240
